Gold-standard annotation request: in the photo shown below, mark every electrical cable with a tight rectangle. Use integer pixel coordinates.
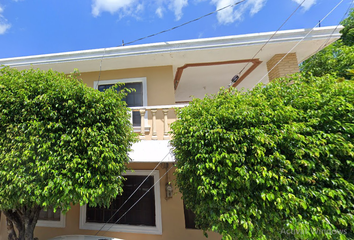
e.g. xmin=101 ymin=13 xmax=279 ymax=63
xmin=101 ymin=164 xmax=175 ymax=234
xmin=96 ymin=0 xmax=246 ymax=81
xmin=122 ymin=0 xmax=246 ymax=46
xmin=235 ymin=0 xmax=306 ymax=80
xmin=94 ymin=0 xmax=229 ymax=227
xmin=96 ymin=47 xmax=106 ymax=84
xmin=305 ymin=0 xmax=354 ymax=70
xmin=91 ymin=1 xmax=348 ymax=236
xmin=254 ymin=0 xmax=345 ymax=86
xmin=94 ymin=150 xmax=173 ymax=236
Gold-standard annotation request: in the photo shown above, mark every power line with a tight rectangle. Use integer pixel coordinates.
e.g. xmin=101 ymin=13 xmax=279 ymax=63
xmin=122 ymin=0 xmax=246 ymax=46
xmin=97 ymin=0 xmax=246 ymax=81
xmin=91 ymin=0 xmax=348 ymax=236
xmin=254 ymin=0 xmax=345 ymax=86
xmin=95 ymin=0 xmax=232 ymax=225
xmin=95 ymin=150 xmax=173 ymax=236
xmin=235 ymin=0 xmax=306 ymax=79
xmin=96 ymin=47 xmax=106 ymax=84
xmin=305 ymin=0 xmax=354 ymax=70
xmin=100 ymin=164 xmax=175 ymax=235
xmin=93 ymin=0 xmax=245 ymax=234
xmin=228 ymin=0 xmax=306 ymax=88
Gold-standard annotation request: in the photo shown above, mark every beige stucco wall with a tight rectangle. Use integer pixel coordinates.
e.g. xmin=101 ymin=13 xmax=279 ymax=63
xmin=0 ymin=213 xmax=4 ymax=240
xmin=0 ymin=163 xmax=221 ymax=240
xmin=79 ymin=66 xmax=175 ymax=106
xmin=266 ymin=53 xmax=299 ymax=81
xmin=79 ymin=66 xmax=177 ymax=140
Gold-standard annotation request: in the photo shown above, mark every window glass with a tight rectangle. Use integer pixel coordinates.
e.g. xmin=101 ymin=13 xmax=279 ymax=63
xmin=183 ymin=202 xmax=197 ymax=229
xmin=39 ymin=207 xmax=61 ymax=221
xmin=86 ymin=175 xmax=155 ymax=226
xmin=98 ymin=82 xmax=143 ymax=126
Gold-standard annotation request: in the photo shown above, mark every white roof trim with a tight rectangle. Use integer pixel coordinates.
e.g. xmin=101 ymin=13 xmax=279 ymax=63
xmin=0 ymin=26 xmax=343 ymax=68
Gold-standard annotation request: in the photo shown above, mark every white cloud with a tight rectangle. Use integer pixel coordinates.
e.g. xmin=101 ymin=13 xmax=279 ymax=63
xmin=156 ymin=7 xmax=164 ymax=18
xmin=91 ymin=0 xmax=188 ymax=21
xmin=91 ymin=0 xmax=139 ymax=17
xmin=247 ymin=0 xmax=267 ymax=15
xmin=91 ymin=0 xmax=317 ymax=24
xmin=136 ymin=3 xmax=144 ymax=13
xmin=0 ymin=6 xmax=11 ymax=35
xmin=169 ymin=0 xmax=188 ymax=20
xmin=291 ymin=0 xmax=316 ymax=11
xmin=211 ymin=0 xmax=267 ymax=24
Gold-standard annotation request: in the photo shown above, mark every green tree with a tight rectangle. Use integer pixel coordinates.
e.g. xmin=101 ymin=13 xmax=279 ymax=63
xmin=301 ymin=9 xmax=354 ymax=78
xmin=171 ymin=74 xmax=354 ymax=240
xmin=0 ymin=67 xmax=137 ymax=240
xmin=340 ymin=8 xmax=354 ymax=47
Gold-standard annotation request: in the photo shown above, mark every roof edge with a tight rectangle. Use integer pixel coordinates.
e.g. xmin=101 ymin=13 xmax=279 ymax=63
xmin=0 ymin=26 xmax=343 ymax=68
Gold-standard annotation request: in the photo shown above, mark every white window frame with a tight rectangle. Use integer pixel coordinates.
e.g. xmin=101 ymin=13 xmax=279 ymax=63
xmin=93 ymin=77 xmax=149 ymax=132
xmin=79 ymin=170 xmax=162 ymax=235
xmin=37 ymin=212 xmax=66 ymax=228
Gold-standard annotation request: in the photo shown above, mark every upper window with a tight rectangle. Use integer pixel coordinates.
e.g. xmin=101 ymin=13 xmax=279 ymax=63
xmin=79 ymin=170 xmax=162 ymax=235
xmin=94 ymin=78 xmax=147 ymax=127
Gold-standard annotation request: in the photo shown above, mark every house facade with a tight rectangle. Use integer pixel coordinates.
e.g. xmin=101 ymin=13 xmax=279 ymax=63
xmin=0 ymin=26 xmax=342 ymax=240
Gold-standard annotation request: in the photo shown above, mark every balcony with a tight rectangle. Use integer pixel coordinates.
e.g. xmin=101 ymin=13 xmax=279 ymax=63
xmin=128 ymin=104 xmax=187 ymax=163
xmin=130 ymin=104 xmax=188 ymax=141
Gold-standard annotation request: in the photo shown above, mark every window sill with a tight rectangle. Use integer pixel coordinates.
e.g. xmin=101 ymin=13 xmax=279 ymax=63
xmin=79 ymin=222 xmax=162 ymax=235
xmin=37 ymin=215 xmax=66 ymax=228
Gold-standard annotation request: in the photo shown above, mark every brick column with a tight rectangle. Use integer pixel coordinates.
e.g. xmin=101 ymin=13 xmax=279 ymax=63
xmin=266 ymin=53 xmax=299 ymax=81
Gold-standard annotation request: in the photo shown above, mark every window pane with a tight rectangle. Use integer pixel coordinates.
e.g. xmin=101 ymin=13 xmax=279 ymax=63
xmin=123 ymin=83 xmax=143 ymax=107
xmin=86 ymin=175 xmax=155 ymax=226
xmin=98 ymin=82 xmax=143 ymax=126
xmin=39 ymin=207 xmax=61 ymax=221
xmin=183 ymin=202 xmax=197 ymax=229
xmin=98 ymin=84 xmax=114 ymax=92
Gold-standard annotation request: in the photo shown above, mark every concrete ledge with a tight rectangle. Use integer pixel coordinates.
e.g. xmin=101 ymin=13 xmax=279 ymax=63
xmin=129 ymin=140 xmax=174 ymax=162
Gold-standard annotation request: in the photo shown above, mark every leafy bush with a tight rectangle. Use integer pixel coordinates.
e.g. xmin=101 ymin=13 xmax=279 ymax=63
xmin=0 ymin=67 xmax=137 ymax=240
xmin=301 ymin=42 xmax=354 ymax=79
xmin=171 ymin=74 xmax=354 ymax=240
xmin=301 ymin=9 xmax=354 ymax=79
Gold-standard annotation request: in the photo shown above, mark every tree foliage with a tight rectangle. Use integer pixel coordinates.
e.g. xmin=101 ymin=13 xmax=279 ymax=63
xmin=301 ymin=9 xmax=354 ymax=79
xmin=171 ymin=74 xmax=354 ymax=240
xmin=341 ymin=8 xmax=354 ymax=47
xmin=0 ymin=67 xmax=137 ymax=240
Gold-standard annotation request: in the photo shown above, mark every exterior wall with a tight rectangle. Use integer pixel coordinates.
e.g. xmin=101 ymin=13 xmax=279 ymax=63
xmin=0 ymin=164 xmax=221 ymax=240
xmin=79 ymin=66 xmax=175 ymax=106
xmin=266 ymin=53 xmax=299 ymax=81
xmin=80 ymin=66 xmax=177 ymax=140
xmin=0 ymin=214 xmax=5 ymax=240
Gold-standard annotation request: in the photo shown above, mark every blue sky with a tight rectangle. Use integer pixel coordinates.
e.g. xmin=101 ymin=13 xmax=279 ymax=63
xmin=0 ymin=0 xmax=352 ymax=58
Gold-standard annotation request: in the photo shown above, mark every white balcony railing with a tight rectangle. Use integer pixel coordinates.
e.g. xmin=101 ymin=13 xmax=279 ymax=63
xmin=130 ymin=104 xmax=188 ymax=140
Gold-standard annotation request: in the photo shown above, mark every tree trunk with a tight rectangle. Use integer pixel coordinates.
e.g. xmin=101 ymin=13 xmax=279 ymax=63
xmin=6 ymin=217 xmax=17 ymax=240
xmin=3 ymin=206 xmax=41 ymax=240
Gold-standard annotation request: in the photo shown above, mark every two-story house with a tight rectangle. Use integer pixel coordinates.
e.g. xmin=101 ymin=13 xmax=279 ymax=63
xmin=0 ymin=26 xmax=342 ymax=240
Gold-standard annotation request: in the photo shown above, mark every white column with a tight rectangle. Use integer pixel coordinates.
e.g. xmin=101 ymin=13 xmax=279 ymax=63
xmin=151 ymin=109 xmax=158 ymax=140
xmin=163 ymin=109 xmax=169 ymax=140
xmin=139 ymin=109 xmax=146 ymax=140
